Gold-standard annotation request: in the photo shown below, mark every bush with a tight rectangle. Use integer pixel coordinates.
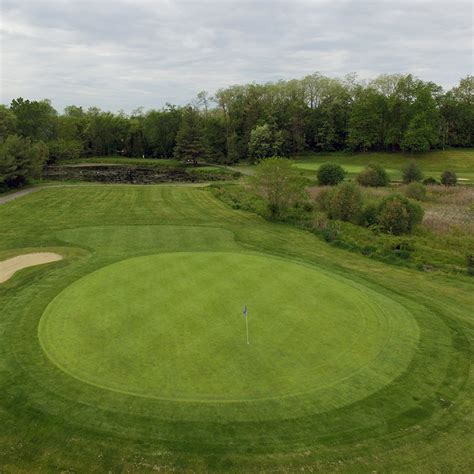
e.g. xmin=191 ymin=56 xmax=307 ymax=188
xmin=317 ymin=163 xmax=345 ymax=185
xmin=377 ymin=194 xmax=424 ymax=235
xmin=319 ymin=221 xmax=341 ymax=242
xmin=47 ymin=139 xmax=83 ymax=163
xmin=356 ymin=163 xmax=389 ymax=187
xmin=252 ymin=157 xmax=308 ymax=218
xmin=404 ymin=182 xmax=426 ymax=201
xmin=359 ymin=203 xmax=379 ymax=227
xmin=390 ymin=240 xmax=416 ymax=259
xmin=441 ymin=170 xmax=457 ymax=186
xmin=423 ymin=176 xmax=438 ymax=185
xmin=0 ymin=135 xmax=48 ymax=189
xmin=402 ymin=162 xmax=423 ymax=183
xmin=317 ymin=187 xmax=330 ymax=210
xmin=324 ymin=182 xmax=363 ymax=222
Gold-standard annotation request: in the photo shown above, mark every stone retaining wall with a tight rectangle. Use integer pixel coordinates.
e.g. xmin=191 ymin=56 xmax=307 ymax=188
xmin=44 ymin=165 xmax=238 ymax=184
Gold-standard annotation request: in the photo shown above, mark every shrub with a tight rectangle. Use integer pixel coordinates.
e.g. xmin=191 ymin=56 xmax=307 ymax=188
xmin=402 ymin=162 xmax=423 ymax=183
xmin=356 ymin=163 xmax=389 ymax=187
xmin=315 ymin=187 xmax=331 ymax=210
xmin=317 ymin=163 xmax=346 ymax=185
xmin=0 ymin=135 xmax=48 ymax=189
xmin=47 ymin=139 xmax=83 ymax=163
xmin=325 ymin=182 xmax=363 ymax=222
xmin=379 ymin=239 xmax=416 ymax=260
xmin=404 ymin=182 xmax=426 ymax=201
xmin=441 ymin=170 xmax=457 ymax=186
xmin=392 ymin=240 xmax=415 ymax=252
xmin=252 ymin=157 xmax=308 ymax=218
xmin=377 ymin=194 xmax=424 ymax=235
xmin=359 ymin=203 xmax=379 ymax=227
xmin=423 ymin=176 xmax=438 ymax=185
xmin=319 ymin=221 xmax=341 ymax=242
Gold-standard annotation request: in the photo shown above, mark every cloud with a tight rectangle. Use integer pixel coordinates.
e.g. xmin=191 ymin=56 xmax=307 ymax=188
xmin=0 ymin=0 xmax=472 ymax=112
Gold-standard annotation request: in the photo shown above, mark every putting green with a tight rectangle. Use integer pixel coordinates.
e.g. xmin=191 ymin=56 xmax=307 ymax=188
xmin=39 ymin=251 xmax=419 ymax=411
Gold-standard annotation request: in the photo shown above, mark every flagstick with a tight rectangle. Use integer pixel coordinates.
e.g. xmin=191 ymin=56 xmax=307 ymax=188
xmin=245 ymin=313 xmax=249 ymax=345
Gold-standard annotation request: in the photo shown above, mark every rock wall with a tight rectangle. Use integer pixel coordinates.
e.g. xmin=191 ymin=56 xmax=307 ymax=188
xmin=44 ymin=165 xmax=238 ymax=184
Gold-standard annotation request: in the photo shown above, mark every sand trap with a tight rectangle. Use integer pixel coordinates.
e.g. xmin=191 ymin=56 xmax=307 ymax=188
xmin=0 ymin=253 xmax=63 ymax=284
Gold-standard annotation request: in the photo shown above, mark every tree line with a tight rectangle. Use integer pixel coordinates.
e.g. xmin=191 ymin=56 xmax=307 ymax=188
xmin=1 ymin=73 xmax=472 ymax=190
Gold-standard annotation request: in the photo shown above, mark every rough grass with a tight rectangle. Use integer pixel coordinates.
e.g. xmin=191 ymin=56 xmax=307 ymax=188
xmin=0 ymin=185 xmax=473 ymax=472
xmin=281 ymin=181 xmax=474 ymax=274
xmin=423 ymin=186 xmax=474 ymax=235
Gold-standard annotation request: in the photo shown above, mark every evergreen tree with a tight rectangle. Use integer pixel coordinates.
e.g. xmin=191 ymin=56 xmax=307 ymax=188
xmin=173 ymin=107 xmax=209 ymax=165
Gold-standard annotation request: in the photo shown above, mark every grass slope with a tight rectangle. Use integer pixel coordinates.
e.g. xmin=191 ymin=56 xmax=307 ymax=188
xmin=0 ymin=185 xmax=473 ymax=472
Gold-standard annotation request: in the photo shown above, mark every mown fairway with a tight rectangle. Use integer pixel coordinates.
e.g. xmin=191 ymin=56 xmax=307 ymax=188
xmin=293 ymin=149 xmax=474 ymax=183
xmin=0 ymin=185 xmax=473 ymax=472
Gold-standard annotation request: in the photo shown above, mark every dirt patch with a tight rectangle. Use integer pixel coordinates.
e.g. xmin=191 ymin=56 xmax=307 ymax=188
xmin=0 ymin=253 xmax=63 ymax=283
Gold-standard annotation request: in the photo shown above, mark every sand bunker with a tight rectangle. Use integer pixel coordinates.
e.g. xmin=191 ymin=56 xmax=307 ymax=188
xmin=0 ymin=253 xmax=63 ymax=283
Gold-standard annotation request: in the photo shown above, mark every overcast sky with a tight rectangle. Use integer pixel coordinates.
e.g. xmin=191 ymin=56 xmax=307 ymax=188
xmin=0 ymin=0 xmax=472 ymax=112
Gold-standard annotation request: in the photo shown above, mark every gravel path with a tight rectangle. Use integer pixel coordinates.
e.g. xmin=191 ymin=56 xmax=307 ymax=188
xmin=0 ymin=187 xmax=43 ymax=205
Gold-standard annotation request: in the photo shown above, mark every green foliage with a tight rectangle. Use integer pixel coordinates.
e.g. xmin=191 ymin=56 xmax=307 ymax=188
xmin=356 ymin=163 xmax=389 ymax=187
xmin=202 ymin=112 xmax=227 ymax=163
xmin=83 ymin=108 xmax=128 ymax=156
xmin=213 ymin=173 xmax=473 ymax=276
xmin=1 ymin=73 xmax=472 ymax=173
xmin=385 ymin=239 xmax=416 ymax=259
xmin=317 ymin=162 xmax=346 ymax=185
xmin=248 ymin=124 xmax=273 ymax=162
xmin=252 ymin=157 xmax=307 ymax=217
xmin=47 ymin=139 xmax=83 ymax=163
xmin=0 ymin=135 xmax=48 ymax=189
xmin=441 ymin=170 xmax=458 ymax=186
xmin=173 ymin=107 xmax=210 ymax=165
xmin=10 ymin=98 xmax=57 ymax=141
xmin=439 ymin=76 xmax=473 ymax=147
xmin=402 ymin=161 xmax=423 ymax=183
xmin=28 ymin=141 xmax=49 ymax=179
xmin=123 ymin=117 xmax=145 ymax=157
xmin=0 ymin=105 xmax=17 ymax=142
xmin=1 ymin=73 xmax=472 ymax=195
xmin=348 ymin=86 xmax=385 ymax=151
xmin=324 ymin=182 xmax=363 ymax=222
xmin=404 ymin=182 xmax=427 ymax=201
xmin=248 ymin=124 xmax=286 ymax=162
xmin=423 ymin=176 xmax=439 ymax=185
xmin=360 ymin=203 xmax=379 ymax=227
xmin=143 ymin=106 xmax=181 ymax=158
xmin=401 ymin=90 xmax=440 ymax=153
xmin=377 ymin=194 xmax=424 ymax=235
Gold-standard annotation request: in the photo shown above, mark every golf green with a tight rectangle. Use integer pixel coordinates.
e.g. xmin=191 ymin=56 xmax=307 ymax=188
xmin=39 ymin=251 xmax=418 ymax=413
